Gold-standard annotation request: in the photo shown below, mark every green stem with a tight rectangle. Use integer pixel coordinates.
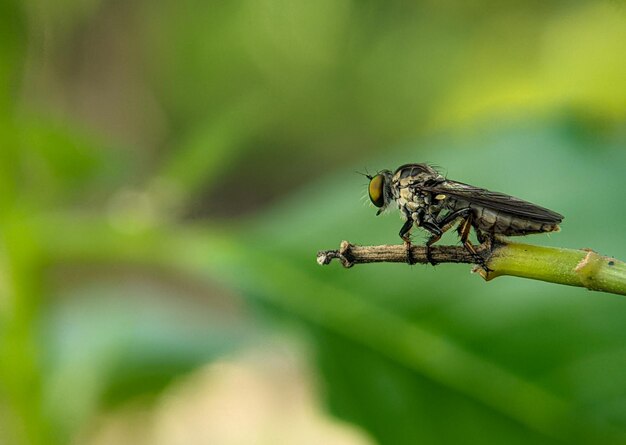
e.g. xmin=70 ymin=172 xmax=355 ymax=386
xmin=485 ymin=243 xmax=626 ymax=296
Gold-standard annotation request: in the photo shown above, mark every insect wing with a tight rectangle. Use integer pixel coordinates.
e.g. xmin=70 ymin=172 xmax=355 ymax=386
xmin=419 ymin=180 xmax=563 ymax=223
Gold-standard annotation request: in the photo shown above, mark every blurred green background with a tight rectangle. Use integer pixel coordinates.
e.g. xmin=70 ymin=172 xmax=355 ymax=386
xmin=1 ymin=1 xmax=626 ymax=444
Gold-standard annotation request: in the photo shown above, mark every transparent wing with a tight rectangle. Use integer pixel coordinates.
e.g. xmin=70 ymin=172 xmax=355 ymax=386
xmin=418 ymin=180 xmax=564 ymax=223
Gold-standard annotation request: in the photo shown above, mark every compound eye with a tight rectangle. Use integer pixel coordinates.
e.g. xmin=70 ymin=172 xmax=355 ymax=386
xmin=368 ymin=174 xmax=385 ymax=208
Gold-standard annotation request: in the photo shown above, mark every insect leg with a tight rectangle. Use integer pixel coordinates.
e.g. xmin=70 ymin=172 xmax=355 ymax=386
xmin=412 ymin=208 xmax=471 ymax=265
xmin=458 ymin=215 xmax=491 ymax=271
xmin=422 ymin=221 xmax=443 ymax=266
xmin=399 ymin=218 xmax=413 ymax=240
xmin=476 ymin=229 xmax=488 ymax=244
xmin=398 ymin=218 xmax=415 ymax=265
xmin=437 ymin=208 xmax=472 ymax=231
xmin=475 ymin=229 xmax=493 ymax=247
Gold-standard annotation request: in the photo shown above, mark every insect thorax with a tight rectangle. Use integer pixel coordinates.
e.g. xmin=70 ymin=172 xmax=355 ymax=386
xmin=391 ymin=164 xmax=444 ymax=217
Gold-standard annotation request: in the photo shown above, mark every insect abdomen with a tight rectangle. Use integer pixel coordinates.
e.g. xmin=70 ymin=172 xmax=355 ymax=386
xmin=452 ymin=200 xmax=560 ymax=236
xmin=476 ymin=207 xmax=559 ymax=235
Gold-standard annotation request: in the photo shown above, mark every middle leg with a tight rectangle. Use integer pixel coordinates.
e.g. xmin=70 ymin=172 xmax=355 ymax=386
xmin=423 ymin=208 xmax=472 ymax=266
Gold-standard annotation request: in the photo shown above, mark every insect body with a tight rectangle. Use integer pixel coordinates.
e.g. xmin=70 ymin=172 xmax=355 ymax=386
xmin=367 ymin=163 xmax=563 ymax=267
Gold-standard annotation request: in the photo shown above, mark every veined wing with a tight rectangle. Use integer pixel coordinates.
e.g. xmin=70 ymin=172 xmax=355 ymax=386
xmin=419 ymin=180 xmax=564 ymax=223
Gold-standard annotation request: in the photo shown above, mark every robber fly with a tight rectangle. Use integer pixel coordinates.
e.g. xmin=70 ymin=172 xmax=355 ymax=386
xmin=366 ymin=163 xmax=563 ymax=267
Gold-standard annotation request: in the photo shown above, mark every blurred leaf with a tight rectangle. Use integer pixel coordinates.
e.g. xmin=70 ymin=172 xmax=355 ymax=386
xmin=430 ymin=2 xmax=626 ymax=128
xmin=315 ymin=331 xmax=556 ymax=445
xmin=0 ymin=119 xmax=20 ymax=210
xmin=0 ymin=0 xmax=25 ymax=111
xmin=40 ymin=276 xmax=261 ymax=442
xmin=158 ymin=94 xmax=272 ymax=199
xmin=18 ymin=118 xmax=124 ymax=205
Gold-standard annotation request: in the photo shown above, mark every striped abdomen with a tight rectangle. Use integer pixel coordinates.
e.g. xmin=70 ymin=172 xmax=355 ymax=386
xmin=452 ymin=199 xmax=560 ymax=236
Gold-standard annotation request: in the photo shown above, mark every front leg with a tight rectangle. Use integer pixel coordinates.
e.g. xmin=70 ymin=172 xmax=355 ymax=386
xmin=398 ymin=218 xmax=415 ymax=265
xmin=400 ymin=210 xmax=444 ymax=266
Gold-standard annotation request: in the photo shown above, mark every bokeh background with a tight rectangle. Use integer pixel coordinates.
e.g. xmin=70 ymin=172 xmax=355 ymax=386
xmin=1 ymin=1 xmax=626 ymax=444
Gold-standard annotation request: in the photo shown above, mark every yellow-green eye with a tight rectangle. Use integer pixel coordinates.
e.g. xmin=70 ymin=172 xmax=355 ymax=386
xmin=368 ymin=174 xmax=385 ymax=207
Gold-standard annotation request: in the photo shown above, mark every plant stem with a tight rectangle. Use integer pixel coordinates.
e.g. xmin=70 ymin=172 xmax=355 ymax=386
xmin=317 ymin=241 xmax=626 ymax=296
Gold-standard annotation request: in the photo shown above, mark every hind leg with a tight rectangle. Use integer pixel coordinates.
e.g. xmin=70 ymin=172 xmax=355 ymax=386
xmin=458 ymin=216 xmax=491 ymax=271
xmin=475 ymin=228 xmax=495 ymax=248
